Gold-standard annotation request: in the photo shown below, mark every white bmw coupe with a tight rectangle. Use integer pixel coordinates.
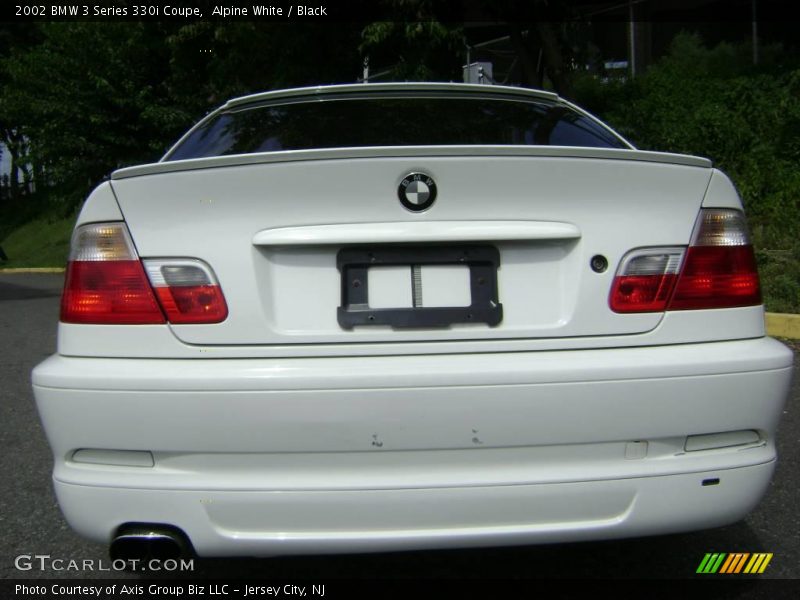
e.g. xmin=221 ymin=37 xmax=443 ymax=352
xmin=32 ymin=83 xmax=794 ymax=560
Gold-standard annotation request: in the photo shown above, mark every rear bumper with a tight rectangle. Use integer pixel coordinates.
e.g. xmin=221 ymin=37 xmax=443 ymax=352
xmin=54 ymin=463 xmax=775 ymax=556
xmin=32 ymin=337 xmax=793 ymax=556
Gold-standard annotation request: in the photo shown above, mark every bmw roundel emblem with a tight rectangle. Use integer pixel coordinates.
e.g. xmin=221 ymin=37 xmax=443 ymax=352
xmin=398 ymin=173 xmax=437 ymax=212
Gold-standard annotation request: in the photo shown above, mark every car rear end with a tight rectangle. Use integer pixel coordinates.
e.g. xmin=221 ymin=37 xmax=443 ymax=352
xmin=32 ymin=83 xmax=794 ymax=557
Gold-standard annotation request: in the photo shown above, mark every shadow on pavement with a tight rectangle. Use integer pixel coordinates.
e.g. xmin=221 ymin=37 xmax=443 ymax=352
xmin=0 ymin=276 xmax=63 ymax=301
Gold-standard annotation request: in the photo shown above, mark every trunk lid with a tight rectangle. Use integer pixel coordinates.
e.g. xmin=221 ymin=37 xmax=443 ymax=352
xmin=111 ymin=147 xmax=712 ymax=348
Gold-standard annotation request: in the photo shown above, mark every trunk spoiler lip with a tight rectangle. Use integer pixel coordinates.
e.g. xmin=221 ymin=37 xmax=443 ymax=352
xmin=112 ymin=146 xmax=712 ymax=181
xmin=223 ymin=82 xmax=562 ymax=110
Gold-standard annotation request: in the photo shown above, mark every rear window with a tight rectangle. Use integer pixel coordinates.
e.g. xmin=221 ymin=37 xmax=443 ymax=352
xmin=166 ymin=94 xmax=627 ymax=161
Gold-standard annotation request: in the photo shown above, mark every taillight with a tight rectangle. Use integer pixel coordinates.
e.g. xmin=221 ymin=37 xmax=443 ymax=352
xmin=61 ymin=223 xmax=165 ymax=324
xmin=668 ymin=209 xmax=761 ymax=310
xmin=61 ymin=222 xmax=228 ymax=325
xmin=143 ymin=259 xmax=228 ymax=324
xmin=609 ymin=248 xmax=684 ymax=313
xmin=610 ymin=209 xmax=761 ymax=313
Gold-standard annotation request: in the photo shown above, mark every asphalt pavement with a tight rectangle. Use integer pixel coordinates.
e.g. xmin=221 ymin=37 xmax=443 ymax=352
xmin=1 ymin=272 xmax=797 ymax=582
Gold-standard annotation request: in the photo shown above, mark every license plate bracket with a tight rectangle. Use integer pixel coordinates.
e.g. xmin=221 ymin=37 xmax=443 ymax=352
xmin=337 ymin=245 xmax=503 ymax=329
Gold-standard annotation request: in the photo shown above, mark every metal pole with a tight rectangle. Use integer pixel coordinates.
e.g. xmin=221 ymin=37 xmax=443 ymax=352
xmin=752 ymin=0 xmax=759 ymax=66
xmin=628 ymin=1 xmax=636 ymax=77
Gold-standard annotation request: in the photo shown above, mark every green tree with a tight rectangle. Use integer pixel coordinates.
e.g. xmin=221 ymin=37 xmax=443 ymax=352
xmin=0 ymin=22 xmax=363 ymax=216
xmin=1 ymin=22 xmax=185 ymax=212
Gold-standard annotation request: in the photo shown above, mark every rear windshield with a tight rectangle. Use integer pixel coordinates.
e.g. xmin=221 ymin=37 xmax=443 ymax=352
xmin=165 ymin=95 xmax=627 ymax=161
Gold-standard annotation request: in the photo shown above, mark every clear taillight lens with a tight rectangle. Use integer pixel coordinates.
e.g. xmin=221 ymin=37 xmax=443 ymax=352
xmin=61 ymin=223 xmax=165 ymax=324
xmin=143 ymin=259 xmax=228 ymax=324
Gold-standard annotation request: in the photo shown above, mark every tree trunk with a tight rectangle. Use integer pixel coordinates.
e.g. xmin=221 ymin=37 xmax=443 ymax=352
xmin=509 ymin=25 xmax=543 ymax=89
xmin=534 ymin=22 xmax=572 ymax=98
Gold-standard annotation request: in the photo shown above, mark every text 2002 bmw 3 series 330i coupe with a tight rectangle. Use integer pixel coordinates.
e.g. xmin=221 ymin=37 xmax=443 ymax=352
xmin=32 ymin=83 xmax=793 ymax=559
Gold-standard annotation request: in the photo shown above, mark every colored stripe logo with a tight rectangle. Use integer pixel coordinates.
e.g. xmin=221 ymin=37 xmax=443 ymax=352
xmin=697 ymin=553 xmax=773 ymax=574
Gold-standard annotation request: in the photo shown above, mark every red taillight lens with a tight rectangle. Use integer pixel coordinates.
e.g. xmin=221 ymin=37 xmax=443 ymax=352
xmin=144 ymin=260 xmax=228 ymax=324
xmin=61 ymin=260 xmax=166 ymax=324
xmin=153 ymin=286 xmax=228 ymax=324
xmin=609 ymin=209 xmax=762 ymax=313
xmin=610 ymin=274 xmax=679 ymax=313
xmin=668 ymin=242 xmax=761 ymax=310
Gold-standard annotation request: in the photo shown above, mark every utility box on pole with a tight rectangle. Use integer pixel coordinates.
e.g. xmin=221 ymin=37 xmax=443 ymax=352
xmin=463 ymin=62 xmax=493 ymax=84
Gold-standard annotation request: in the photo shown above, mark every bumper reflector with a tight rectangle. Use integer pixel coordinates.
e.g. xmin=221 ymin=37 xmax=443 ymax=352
xmin=685 ymin=430 xmax=761 ymax=452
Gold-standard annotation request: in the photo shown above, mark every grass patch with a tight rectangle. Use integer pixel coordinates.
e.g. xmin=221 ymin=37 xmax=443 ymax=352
xmin=0 ymin=214 xmax=77 ymax=269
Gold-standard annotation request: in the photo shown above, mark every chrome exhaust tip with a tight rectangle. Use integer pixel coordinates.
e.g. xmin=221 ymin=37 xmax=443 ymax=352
xmin=110 ymin=524 xmax=193 ymax=563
